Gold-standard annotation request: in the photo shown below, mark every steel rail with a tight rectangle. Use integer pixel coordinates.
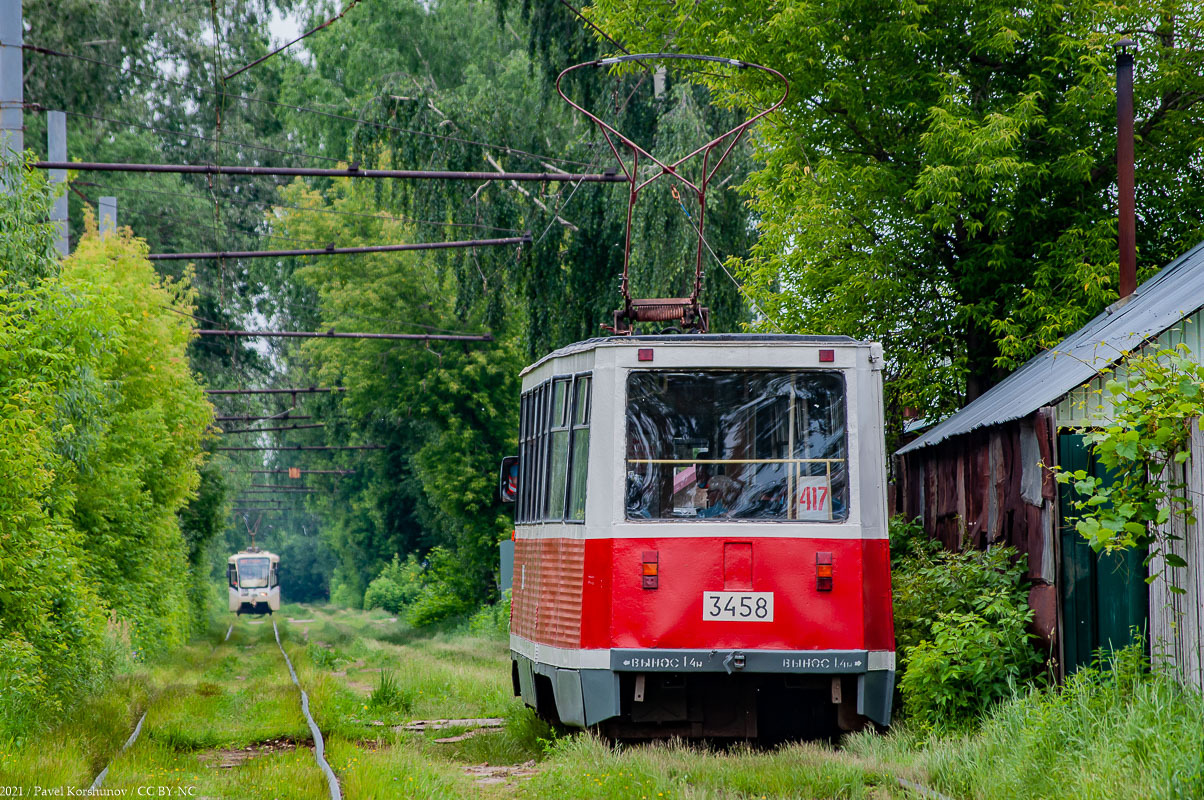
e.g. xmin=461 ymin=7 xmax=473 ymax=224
xmin=88 ymin=712 xmax=147 ymax=791
xmin=33 ymin=160 xmax=625 ymax=183
xmin=274 ymin=620 xmax=342 ymax=799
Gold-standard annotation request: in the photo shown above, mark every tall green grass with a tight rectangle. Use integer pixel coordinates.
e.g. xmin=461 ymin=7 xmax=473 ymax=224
xmin=847 ymin=645 xmax=1204 ymax=800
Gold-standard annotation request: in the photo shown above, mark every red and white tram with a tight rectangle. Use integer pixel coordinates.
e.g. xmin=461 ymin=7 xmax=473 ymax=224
xmin=502 ymin=334 xmax=895 ymax=738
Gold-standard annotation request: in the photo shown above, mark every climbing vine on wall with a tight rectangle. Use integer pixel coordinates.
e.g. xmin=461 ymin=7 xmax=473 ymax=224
xmin=1054 ymin=345 xmax=1204 ymax=591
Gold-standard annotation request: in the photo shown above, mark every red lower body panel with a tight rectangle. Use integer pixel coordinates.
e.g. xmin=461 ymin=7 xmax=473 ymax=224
xmin=512 ymin=535 xmax=893 ymax=654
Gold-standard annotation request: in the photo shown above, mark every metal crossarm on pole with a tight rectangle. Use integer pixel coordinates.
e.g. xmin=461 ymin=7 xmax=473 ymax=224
xmin=147 ymin=235 xmax=530 ymax=261
xmin=205 ymin=387 xmax=347 ymax=395
xmin=220 ymin=423 xmax=326 ymax=434
xmin=214 ymin=414 xmax=312 ymax=422
xmin=196 ymin=330 xmax=492 ymax=342
xmin=216 ymin=445 xmax=385 ymax=451
xmin=32 ymin=161 xmax=626 ymax=183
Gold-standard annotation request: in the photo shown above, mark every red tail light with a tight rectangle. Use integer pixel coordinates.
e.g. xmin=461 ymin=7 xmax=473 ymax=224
xmin=816 ymin=552 xmax=833 ymax=591
xmin=642 ymin=550 xmax=659 ymax=589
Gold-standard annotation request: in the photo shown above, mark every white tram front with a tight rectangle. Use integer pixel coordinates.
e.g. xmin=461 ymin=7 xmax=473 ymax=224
xmin=227 ymin=549 xmax=281 ymax=614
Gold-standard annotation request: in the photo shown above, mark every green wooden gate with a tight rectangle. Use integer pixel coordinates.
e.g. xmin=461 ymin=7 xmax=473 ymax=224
xmin=1057 ymin=433 xmax=1148 ymax=674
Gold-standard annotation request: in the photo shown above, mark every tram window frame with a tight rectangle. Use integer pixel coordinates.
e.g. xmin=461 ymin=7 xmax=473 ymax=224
xmin=545 ymin=377 xmax=572 ymax=519
xmin=623 ymin=370 xmax=850 ymax=523
xmin=565 ymin=375 xmax=591 ymax=521
xmin=516 ymin=372 xmax=592 ymax=524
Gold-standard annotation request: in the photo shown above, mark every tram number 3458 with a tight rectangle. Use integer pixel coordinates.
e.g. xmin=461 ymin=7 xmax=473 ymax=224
xmin=702 ymin=591 xmax=774 ymax=622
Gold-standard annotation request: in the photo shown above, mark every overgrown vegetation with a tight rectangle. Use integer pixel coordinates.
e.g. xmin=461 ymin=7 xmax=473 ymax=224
xmin=0 ymin=157 xmax=215 ymax=737
xmin=1054 ymin=344 xmax=1204 ymax=585
xmin=889 ymin=517 xmax=1042 ymax=729
xmin=591 ymin=0 xmax=1204 ymax=428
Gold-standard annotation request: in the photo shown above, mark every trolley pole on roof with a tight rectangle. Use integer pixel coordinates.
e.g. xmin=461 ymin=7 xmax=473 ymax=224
xmin=0 ymin=0 xmax=23 ymax=166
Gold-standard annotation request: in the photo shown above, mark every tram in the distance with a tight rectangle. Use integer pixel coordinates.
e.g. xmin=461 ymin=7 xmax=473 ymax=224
xmin=227 ymin=548 xmax=281 ymax=615
xmin=500 ymin=334 xmax=895 ymax=739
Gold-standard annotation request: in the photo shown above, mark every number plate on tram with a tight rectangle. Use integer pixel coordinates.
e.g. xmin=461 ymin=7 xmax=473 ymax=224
xmin=702 ymin=591 xmax=774 ymax=621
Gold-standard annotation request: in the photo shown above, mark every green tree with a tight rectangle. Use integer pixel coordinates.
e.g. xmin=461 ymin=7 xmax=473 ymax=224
xmin=0 ymin=156 xmax=214 ymax=734
xmin=590 ymin=0 xmax=1204 ymax=424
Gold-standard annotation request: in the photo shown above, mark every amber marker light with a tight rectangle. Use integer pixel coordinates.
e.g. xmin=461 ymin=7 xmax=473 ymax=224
xmin=642 ymin=550 xmax=659 ymax=589
xmin=816 ymin=552 xmax=833 ymax=591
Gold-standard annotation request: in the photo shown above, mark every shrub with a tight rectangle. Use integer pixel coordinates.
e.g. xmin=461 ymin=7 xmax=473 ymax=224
xmin=0 ymin=158 xmax=211 ymax=736
xmin=329 ymin=580 xmax=362 ymax=610
xmin=889 ymin=516 xmax=1042 ymax=727
xmin=363 ymin=554 xmax=425 ymax=614
xmin=890 ymin=516 xmax=1034 ymax=668
xmin=463 ymin=591 xmax=511 ymax=636
xmin=901 ymin=600 xmax=1043 ymax=730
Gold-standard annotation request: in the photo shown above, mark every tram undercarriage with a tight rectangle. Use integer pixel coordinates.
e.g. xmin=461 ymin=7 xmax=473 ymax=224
xmin=512 ymin=650 xmax=893 ymax=740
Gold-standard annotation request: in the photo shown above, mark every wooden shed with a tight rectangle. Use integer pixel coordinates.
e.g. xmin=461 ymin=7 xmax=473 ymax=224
xmin=897 ymin=241 xmax=1204 ymax=687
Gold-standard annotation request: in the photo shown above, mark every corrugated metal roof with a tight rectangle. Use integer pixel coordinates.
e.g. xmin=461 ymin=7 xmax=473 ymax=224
xmin=898 ymin=239 xmax=1204 ymax=455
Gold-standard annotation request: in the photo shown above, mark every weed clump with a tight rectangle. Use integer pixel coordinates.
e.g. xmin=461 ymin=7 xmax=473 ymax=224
xmin=368 ymin=671 xmax=414 ymax=716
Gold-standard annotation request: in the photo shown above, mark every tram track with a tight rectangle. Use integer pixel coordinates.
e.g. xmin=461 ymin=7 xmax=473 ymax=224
xmin=273 ymin=618 xmax=342 ymax=800
xmin=82 ymin=618 xmax=340 ymax=797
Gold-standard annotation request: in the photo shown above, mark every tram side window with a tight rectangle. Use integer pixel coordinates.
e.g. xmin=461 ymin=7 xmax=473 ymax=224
xmin=516 ymin=373 xmax=591 ymax=523
xmin=625 ymin=371 xmax=848 ymax=522
xmin=518 ymin=392 xmax=532 ymax=522
xmin=546 ymin=378 xmax=572 ymax=519
xmin=566 ymin=376 xmax=590 ymax=521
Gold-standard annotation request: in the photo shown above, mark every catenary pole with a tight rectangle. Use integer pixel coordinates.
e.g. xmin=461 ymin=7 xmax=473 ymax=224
xmin=48 ymin=110 xmax=67 ymax=254
xmin=99 ymin=196 xmax=116 ymax=238
xmin=0 ymin=0 xmax=22 ymax=167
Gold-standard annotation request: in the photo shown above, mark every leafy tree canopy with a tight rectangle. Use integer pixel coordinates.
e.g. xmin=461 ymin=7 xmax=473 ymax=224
xmin=591 ymin=0 xmax=1204 ymax=425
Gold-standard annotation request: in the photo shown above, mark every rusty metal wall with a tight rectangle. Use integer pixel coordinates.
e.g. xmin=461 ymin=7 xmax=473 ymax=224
xmin=896 ymin=408 xmax=1059 ymax=649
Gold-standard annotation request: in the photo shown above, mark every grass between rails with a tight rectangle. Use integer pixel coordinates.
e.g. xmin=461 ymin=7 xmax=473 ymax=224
xmin=5 ymin=603 xmax=1202 ymax=799
xmin=100 ymin=618 xmax=328 ymax=799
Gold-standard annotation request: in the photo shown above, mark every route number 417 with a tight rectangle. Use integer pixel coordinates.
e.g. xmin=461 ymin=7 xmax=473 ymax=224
xmin=795 ymin=476 xmax=831 ymax=519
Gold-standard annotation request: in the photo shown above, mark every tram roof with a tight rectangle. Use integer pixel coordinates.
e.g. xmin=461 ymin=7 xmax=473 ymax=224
xmin=522 ymin=333 xmax=861 ymax=376
xmin=229 ymin=549 xmax=278 ymax=561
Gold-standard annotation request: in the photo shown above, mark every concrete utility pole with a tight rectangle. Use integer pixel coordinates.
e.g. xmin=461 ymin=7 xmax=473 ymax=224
xmin=48 ymin=110 xmax=68 ymax=255
xmin=99 ymin=196 xmax=116 ymax=239
xmin=0 ymin=0 xmax=23 ymax=165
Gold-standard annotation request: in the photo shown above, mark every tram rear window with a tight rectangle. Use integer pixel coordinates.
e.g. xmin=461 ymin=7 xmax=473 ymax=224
xmin=625 ymin=371 xmax=848 ymax=522
xmin=237 ymin=557 xmax=271 ymax=588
